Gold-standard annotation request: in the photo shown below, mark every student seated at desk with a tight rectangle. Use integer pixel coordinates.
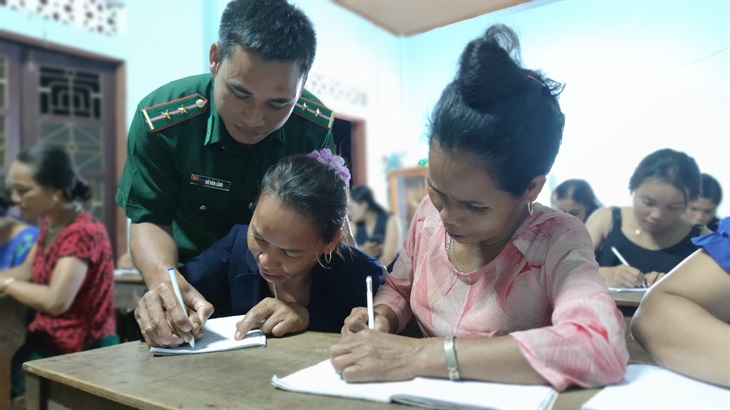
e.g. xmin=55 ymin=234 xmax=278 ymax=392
xmin=0 ymin=189 xmax=39 ymax=270
xmin=684 ymin=173 xmax=723 ymax=232
xmin=550 ymin=179 xmax=601 ymax=223
xmin=135 ymin=150 xmax=383 ymax=347
xmin=331 ymin=25 xmax=628 ymax=392
xmin=0 ymin=145 xmax=117 ymax=401
xmin=586 ymin=149 xmax=709 ymax=288
xmin=631 ymin=216 xmax=730 ymax=388
xmin=349 ymin=185 xmax=401 ymax=269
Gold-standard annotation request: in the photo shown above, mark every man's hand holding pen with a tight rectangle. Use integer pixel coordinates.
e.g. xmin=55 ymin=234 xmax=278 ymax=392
xmin=134 ymin=268 xmax=214 ymax=347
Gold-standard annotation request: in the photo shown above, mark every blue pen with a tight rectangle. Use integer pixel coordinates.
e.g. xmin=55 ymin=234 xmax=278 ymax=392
xmin=168 ymin=267 xmax=195 ymax=347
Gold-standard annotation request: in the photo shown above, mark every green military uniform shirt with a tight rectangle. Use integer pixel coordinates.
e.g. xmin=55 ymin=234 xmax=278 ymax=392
xmin=116 ymin=74 xmax=334 ymax=262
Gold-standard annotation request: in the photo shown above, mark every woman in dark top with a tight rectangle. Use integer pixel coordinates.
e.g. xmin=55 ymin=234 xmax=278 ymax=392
xmin=349 ymin=185 xmax=400 ymax=268
xmin=551 ymin=179 xmax=602 ymax=223
xmin=135 ymin=150 xmax=383 ymax=346
xmin=685 ymin=173 xmax=723 ymax=232
xmin=586 ymin=149 xmax=710 ymax=288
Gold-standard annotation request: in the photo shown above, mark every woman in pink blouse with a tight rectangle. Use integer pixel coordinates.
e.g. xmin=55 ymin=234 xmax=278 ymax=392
xmin=330 ymin=25 xmax=628 ymax=391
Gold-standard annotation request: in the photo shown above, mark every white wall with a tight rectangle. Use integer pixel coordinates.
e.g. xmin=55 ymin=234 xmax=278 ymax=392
xmin=292 ymin=0 xmax=403 ymax=209
xmin=401 ymin=0 xmax=730 ymax=216
xmin=0 ymin=1 xmax=211 ymax=141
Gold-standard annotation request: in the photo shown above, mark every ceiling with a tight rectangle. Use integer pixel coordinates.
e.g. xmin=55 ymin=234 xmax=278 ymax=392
xmin=332 ymin=0 xmax=532 ymax=36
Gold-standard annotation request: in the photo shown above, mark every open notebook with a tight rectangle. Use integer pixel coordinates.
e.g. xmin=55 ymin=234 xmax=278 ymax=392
xmin=582 ymin=364 xmax=730 ymax=410
xmin=150 ymin=315 xmax=266 ymax=355
xmin=272 ymin=359 xmax=557 ymax=410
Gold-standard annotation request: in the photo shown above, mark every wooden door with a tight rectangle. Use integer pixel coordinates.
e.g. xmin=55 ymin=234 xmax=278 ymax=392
xmin=0 ymin=39 xmax=118 ymax=249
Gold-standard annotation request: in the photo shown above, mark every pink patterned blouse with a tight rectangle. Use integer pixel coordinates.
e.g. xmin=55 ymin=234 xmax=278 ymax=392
xmin=375 ymin=198 xmax=628 ymax=391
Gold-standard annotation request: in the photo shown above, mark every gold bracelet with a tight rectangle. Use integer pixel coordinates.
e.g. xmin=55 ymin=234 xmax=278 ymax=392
xmin=0 ymin=277 xmax=16 ymax=293
xmin=444 ymin=336 xmax=460 ymax=381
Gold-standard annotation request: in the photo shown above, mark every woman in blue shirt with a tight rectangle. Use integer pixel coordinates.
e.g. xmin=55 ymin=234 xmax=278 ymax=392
xmin=0 ymin=190 xmax=39 ymax=270
xmin=135 ymin=150 xmax=383 ymax=346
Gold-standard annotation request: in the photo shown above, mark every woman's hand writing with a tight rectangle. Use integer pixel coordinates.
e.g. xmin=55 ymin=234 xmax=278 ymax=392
xmin=341 ymin=306 xmax=391 ymax=336
xmin=235 ymin=297 xmax=309 ymax=338
xmin=644 ymin=271 xmax=666 ymax=287
xmin=330 ymin=330 xmax=432 ymax=382
xmin=602 ymin=265 xmax=645 ymax=288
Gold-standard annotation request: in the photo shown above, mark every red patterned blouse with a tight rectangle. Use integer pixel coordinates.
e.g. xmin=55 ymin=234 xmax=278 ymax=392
xmin=27 ymin=211 xmax=116 ymax=354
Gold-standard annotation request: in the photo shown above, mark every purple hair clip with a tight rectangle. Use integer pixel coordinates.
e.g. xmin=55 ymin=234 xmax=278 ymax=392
xmin=307 ymin=148 xmax=351 ymax=189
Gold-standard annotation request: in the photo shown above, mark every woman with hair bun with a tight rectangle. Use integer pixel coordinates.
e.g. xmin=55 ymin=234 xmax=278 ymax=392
xmin=332 ymin=25 xmax=628 ymax=391
xmin=0 ymin=145 xmax=117 ymax=400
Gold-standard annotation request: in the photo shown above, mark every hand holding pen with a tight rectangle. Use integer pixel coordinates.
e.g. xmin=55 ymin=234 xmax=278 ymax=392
xmin=610 ymin=246 xmax=647 ymax=288
xmin=168 ymin=267 xmax=195 ymax=347
xmin=339 ymin=276 xmax=390 ymax=335
xmin=134 ymin=267 xmax=213 ymax=347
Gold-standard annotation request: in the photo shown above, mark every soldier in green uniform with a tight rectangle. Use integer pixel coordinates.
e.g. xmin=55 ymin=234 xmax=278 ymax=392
xmin=116 ymin=0 xmax=334 ymax=346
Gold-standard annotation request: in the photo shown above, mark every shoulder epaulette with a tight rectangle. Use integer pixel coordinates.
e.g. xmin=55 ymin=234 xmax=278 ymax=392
xmin=141 ymin=94 xmax=208 ymax=132
xmin=293 ymin=96 xmax=334 ymax=130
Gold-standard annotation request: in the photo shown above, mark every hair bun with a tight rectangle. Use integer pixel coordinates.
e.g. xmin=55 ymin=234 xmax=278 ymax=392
xmin=71 ymin=177 xmax=93 ymax=202
xmin=456 ymin=25 xmax=532 ymax=108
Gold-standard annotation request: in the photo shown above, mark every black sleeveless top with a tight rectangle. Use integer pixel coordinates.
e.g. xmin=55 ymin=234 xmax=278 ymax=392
xmin=355 ymin=213 xmax=390 ymax=253
xmin=596 ymin=207 xmax=701 ymax=273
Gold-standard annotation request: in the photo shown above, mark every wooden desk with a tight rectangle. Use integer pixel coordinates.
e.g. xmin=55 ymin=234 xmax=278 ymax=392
xmin=113 ymin=270 xmax=145 ymax=312
xmin=24 ymin=332 xmax=601 ymax=410
xmin=1 ymin=295 xmax=27 ymax=410
xmin=610 ymin=290 xmax=646 ymax=309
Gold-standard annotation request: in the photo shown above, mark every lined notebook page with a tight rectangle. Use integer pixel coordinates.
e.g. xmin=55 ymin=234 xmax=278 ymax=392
xmin=150 ymin=315 xmax=266 ymax=355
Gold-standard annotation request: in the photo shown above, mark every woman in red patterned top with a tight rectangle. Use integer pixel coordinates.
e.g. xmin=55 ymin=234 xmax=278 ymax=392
xmin=0 ymin=145 xmax=117 ymax=400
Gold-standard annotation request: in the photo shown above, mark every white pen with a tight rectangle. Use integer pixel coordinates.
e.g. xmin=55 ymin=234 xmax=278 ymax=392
xmin=610 ymin=246 xmax=646 ymax=288
xmin=366 ymin=275 xmax=375 ymax=330
xmin=168 ymin=267 xmax=195 ymax=347
xmin=610 ymin=246 xmax=629 ymax=266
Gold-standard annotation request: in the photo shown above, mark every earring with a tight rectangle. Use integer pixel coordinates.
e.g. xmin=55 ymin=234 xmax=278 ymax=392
xmin=53 ymin=195 xmax=58 ymax=203
xmin=316 ymin=257 xmax=327 ymax=269
xmin=527 ymin=201 xmax=534 ymax=216
xmin=325 ymin=251 xmax=332 ymax=264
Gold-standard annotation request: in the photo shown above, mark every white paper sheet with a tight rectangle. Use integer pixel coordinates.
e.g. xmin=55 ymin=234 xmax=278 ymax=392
xmin=150 ymin=315 xmax=266 ymax=355
xmin=582 ymin=364 xmax=730 ymax=410
xmin=608 ymin=287 xmax=648 ymax=293
xmin=272 ymin=359 xmax=557 ymax=410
